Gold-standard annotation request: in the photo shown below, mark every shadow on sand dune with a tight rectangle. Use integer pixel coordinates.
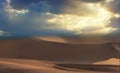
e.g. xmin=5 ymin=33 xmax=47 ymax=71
xmin=0 ymin=69 xmax=36 ymax=73
xmin=54 ymin=64 xmax=119 ymax=72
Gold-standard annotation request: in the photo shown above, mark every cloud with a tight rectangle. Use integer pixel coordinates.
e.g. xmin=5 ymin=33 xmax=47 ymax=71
xmin=80 ymin=0 xmax=103 ymax=3
xmin=0 ymin=30 xmax=4 ymax=36
xmin=0 ymin=0 xmax=119 ymax=37
xmin=106 ymin=0 xmax=120 ymax=13
xmin=5 ymin=0 xmax=29 ymax=18
xmin=47 ymin=0 xmax=120 ymax=35
xmin=9 ymin=0 xmax=69 ymax=14
xmin=60 ymin=0 xmax=102 ymax=15
xmin=3 ymin=0 xmax=67 ymax=30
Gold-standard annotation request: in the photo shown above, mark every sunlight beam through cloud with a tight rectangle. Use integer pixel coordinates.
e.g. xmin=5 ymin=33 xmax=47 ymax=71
xmin=47 ymin=1 xmax=120 ymax=35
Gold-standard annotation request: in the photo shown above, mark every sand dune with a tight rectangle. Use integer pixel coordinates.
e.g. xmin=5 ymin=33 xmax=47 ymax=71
xmin=0 ymin=38 xmax=119 ymax=73
xmin=94 ymin=58 xmax=119 ymax=65
xmin=37 ymin=36 xmax=120 ymax=44
xmin=0 ymin=38 xmax=119 ymax=64
xmin=0 ymin=58 xmax=119 ymax=73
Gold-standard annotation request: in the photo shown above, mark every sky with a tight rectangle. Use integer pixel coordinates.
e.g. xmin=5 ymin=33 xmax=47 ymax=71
xmin=0 ymin=0 xmax=120 ymax=38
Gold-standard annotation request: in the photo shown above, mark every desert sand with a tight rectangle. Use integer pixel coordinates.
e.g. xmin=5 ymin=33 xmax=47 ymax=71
xmin=0 ymin=38 xmax=119 ymax=73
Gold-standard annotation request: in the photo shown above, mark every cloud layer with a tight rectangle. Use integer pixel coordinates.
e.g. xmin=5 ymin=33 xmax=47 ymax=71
xmin=0 ymin=0 xmax=120 ymax=38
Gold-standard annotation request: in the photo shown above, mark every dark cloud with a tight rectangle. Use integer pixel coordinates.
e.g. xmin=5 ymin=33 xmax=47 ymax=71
xmin=110 ymin=18 xmax=120 ymax=28
xmin=10 ymin=0 xmax=68 ymax=14
xmin=10 ymin=0 xmax=41 ymax=9
xmin=5 ymin=0 xmax=120 ymax=14
xmin=46 ymin=0 xmax=68 ymax=14
xmin=107 ymin=0 xmax=120 ymax=13
xmin=80 ymin=0 xmax=103 ymax=3
xmin=10 ymin=0 xmax=102 ymax=10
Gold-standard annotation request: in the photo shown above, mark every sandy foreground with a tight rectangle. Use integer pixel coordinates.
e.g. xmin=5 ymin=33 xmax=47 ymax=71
xmin=0 ymin=58 xmax=119 ymax=73
xmin=0 ymin=38 xmax=119 ymax=73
